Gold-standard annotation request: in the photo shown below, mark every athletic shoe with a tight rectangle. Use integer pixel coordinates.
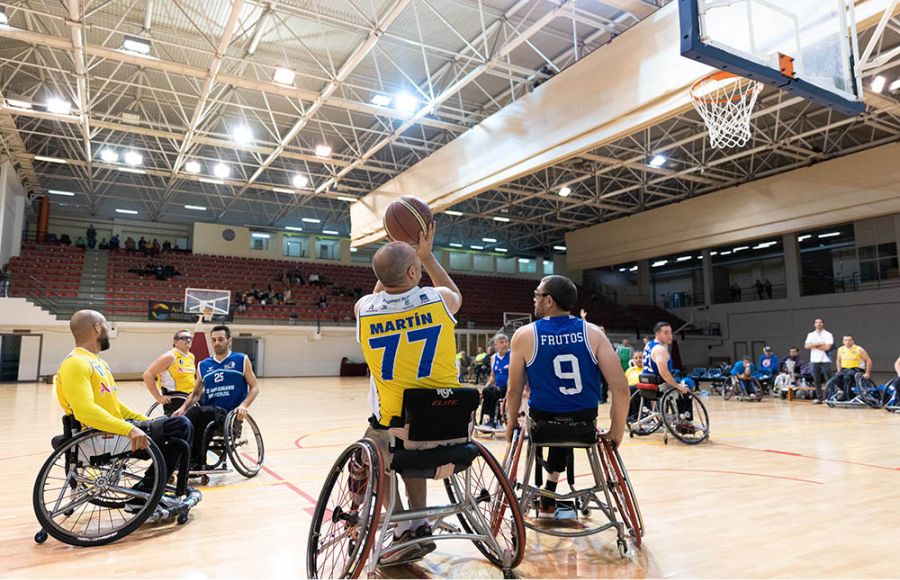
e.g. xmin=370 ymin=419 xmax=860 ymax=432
xmin=749 ymin=394 xmax=756 ymax=400
xmin=675 ymin=420 xmax=696 ymax=435
xmin=812 ymin=399 xmax=823 ymax=405
xmin=484 ymin=420 xmax=497 ymax=429
xmin=379 ymin=524 xmax=436 ymax=566
xmin=554 ymin=504 xmax=578 ymax=520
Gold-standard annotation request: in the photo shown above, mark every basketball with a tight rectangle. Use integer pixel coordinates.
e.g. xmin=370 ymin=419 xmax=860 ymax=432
xmin=383 ymin=196 xmax=433 ymax=245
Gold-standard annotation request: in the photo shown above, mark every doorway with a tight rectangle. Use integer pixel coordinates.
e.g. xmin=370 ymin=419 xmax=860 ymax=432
xmin=232 ymin=336 xmax=262 ymax=376
xmin=0 ymin=333 xmax=42 ymax=382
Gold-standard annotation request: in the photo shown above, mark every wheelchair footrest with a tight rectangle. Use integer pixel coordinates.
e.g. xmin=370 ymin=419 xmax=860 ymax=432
xmin=146 ymin=489 xmax=202 ymax=524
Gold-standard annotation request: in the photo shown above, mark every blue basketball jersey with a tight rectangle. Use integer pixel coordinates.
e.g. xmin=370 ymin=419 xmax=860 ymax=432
xmin=526 ymin=315 xmax=604 ymax=413
xmin=492 ymin=351 xmax=510 ymax=388
xmin=642 ymin=339 xmax=673 ymax=378
xmin=198 ymin=352 xmax=248 ymax=412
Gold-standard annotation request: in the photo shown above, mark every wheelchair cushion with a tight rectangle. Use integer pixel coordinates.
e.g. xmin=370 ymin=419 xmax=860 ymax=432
xmin=530 ymin=417 xmax=597 ymax=446
xmin=390 ymin=442 xmax=479 ymax=478
xmin=50 ymin=434 xmax=68 ymax=450
xmin=391 ymin=387 xmax=480 ymax=442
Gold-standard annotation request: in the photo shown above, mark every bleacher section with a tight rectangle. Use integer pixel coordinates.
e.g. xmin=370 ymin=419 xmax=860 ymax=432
xmin=7 ymin=243 xmax=84 ymax=298
xmin=8 ymin=243 xmax=683 ymax=332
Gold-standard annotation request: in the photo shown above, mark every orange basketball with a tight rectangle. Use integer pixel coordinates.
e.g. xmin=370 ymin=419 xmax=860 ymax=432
xmin=383 ymin=196 xmax=433 ymax=245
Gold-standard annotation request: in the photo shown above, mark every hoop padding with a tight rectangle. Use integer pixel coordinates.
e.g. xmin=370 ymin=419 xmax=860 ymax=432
xmin=690 ymin=72 xmax=764 ymax=149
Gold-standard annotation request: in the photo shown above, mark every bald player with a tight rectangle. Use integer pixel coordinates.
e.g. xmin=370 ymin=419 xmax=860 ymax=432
xmin=55 ymin=310 xmax=193 ymax=507
xmin=355 ymin=222 xmax=462 ymax=566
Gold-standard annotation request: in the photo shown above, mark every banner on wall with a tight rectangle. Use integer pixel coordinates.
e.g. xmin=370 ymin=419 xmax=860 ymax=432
xmin=147 ymin=301 xmax=231 ymax=322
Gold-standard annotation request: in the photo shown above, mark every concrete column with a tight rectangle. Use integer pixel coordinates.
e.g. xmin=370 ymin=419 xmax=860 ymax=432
xmin=782 ymin=233 xmax=801 ymax=299
xmin=307 ymin=236 xmax=318 ymax=261
xmin=702 ymin=249 xmax=713 ymax=306
xmin=536 ymin=257 xmax=544 ymax=276
xmin=438 ymin=249 xmax=451 ymax=270
xmin=339 ymin=239 xmax=351 ymax=264
xmin=637 ymin=259 xmax=651 ymax=303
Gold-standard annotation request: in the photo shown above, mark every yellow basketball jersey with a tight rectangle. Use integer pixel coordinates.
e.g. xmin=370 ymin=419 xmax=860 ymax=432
xmin=157 ymin=348 xmax=196 ymax=394
xmin=357 ymin=286 xmax=460 ymax=427
xmin=838 ymin=345 xmax=863 ymax=369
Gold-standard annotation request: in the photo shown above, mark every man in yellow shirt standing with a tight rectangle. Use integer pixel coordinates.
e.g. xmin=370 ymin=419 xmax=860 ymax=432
xmin=56 ymin=310 xmax=193 ymax=505
xmin=142 ymin=330 xmax=196 ymax=414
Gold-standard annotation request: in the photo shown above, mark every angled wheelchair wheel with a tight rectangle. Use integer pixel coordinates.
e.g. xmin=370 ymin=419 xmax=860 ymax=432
xmin=145 ymin=394 xmax=188 ymax=419
xmin=33 ymin=429 xmax=166 ymax=546
xmin=722 ymin=377 xmax=736 ymax=400
xmin=661 ymin=390 xmax=710 ymax=445
xmin=224 ymin=411 xmax=264 ymax=478
xmin=444 ymin=441 xmax=526 ymax=569
xmin=306 ymin=439 xmax=384 ymax=579
xmin=500 ymin=425 xmax=527 ymax=489
xmin=628 ymin=391 xmax=662 ymax=436
xmin=598 ymin=437 xmax=643 ymax=547
xmin=855 ymin=374 xmax=883 ymax=408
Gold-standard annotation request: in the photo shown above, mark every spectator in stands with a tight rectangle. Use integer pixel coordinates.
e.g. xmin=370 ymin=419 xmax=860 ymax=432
xmin=731 ymin=355 xmax=759 ymax=398
xmin=138 ymin=237 xmax=148 ymax=252
xmin=283 ymin=287 xmax=293 ymax=304
xmin=309 ymin=273 xmax=320 ymax=285
xmin=0 ymin=265 xmax=10 ymax=297
xmin=615 ymin=338 xmax=634 ymax=371
xmin=805 ymin=318 xmax=834 ymax=404
xmin=318 ymin=294 xmax=328 ymax=310
xmin=754 ymin=279 xmax=764 ymax=300
xmin=152 ymin=239 xmax=161 ymax=254
xmin=98 ymin=238 xmax=109 ymax=250
xmin=162 ymin=240 xmax=172 ymax=252
xmin=109 ymin=234 xmax=120 ymax=250
xmin=764 ymin=279 xmax=773 ymax=299
xmin=730 ymin=283 xmax=741 ymax=301
xmin=86 ymin=225 xmax=97 ymax=249
xmin=781 ymin=347 xmax=803 ymax=373
xmin=831 ymin=335 xmax=873 ymax=401
xmin=59 ymin=233 xmax=72 ymax=246
xmin=124 ymin=236 xmax=136 ymax=251
xmin=757 ymin=346 xmax=779 ymax=381
xmin=75 ymin=236 xmax=87 ymax=249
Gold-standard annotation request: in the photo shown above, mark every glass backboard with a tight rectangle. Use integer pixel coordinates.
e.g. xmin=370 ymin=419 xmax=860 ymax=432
xmin=680 ymin=0 xmax=864 ymax=116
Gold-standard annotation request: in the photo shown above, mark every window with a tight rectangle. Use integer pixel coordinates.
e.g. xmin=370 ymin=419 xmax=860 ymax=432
xmin=284 ymin=237 xmax=308 ymax=258
xmin=449 ymin=251 xmax=469 ymax=270
xmin=497 ymin=257 xmax=516 ymax=274
xmin=473 ymin=254 xmax=494 ymax=272
xmin=543 ymin=259 xmax=554 ymax=275
xmin=250 ymin=235 xmax=270 ymax=251
xmin=518 ymin=258 xmax=536 ymax=274
xmin=316 ymin=239 xmax=339 ymax=261
xmin=858 ymin=243 xmax=898 ymax=283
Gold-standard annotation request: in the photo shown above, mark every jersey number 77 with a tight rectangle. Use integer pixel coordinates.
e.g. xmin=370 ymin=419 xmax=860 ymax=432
xmin=368 ymin=326 xmax=442 ymax=381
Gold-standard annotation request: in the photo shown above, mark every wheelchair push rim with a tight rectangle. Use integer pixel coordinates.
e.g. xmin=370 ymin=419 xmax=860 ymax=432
xmin=307 ymin=439 xmax=384 ymax=579
xmin=33 ymin=429 xmax=166 ymax=546
xmin=145 ymin=393 xmax=189 ymax=418
xmin=225 ymin=411 xmax=265 ymax=478
xmin=598 ymin=436 xmax=643 ymax=547
xmin=661 ymin=390 xmax=710 ymax=445
xmin=443 ymin=440 xmax=526 ymax=569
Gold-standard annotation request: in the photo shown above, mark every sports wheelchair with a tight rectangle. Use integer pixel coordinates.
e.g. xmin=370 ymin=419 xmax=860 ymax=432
xmin=306 ymin=387 xmax=525 ymax=578
xmin=628 ymin=376 xmax=710 ymax=445
xmin=722 ymin=373 xmax=765 ymax=401
xmin=147 ymin=394 xmax=264 ymax=484
xmin=825 ymin=370 xmax=882 ymax=409
xmin=33 ymin=415 xmax=202 ymax=546
xmin=501 ymin=412 xmax=642 ymax=557
xmin=475 ymin=393 xmax=508 ymax=438
xmin=884 ymin=379 xmax=899 ymax=413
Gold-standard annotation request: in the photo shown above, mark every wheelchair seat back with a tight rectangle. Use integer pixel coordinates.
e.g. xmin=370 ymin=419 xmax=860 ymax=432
xmin=388 ymin=387 xmax=480 ymax=478
xmin=51 ymin=414 xmax=83 ymax=450
xmin=529 ymin=415 xmax=597 ymax=446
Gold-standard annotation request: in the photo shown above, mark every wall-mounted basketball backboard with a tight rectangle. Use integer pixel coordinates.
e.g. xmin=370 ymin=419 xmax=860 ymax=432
xmin=679 ymin=0 xmax=865 ymax=116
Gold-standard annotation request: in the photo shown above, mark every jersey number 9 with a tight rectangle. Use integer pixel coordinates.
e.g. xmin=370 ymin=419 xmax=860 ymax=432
xmin=554 ymin=354 xmax=583 ymax=396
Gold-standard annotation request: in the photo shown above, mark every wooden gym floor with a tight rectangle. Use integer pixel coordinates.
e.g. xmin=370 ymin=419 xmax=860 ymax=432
xmin=1 ymin=377 xmax=898 ymax=578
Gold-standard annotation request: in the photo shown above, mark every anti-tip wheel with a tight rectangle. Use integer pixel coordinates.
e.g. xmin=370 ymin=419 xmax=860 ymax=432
xmin=177 ymin=512 xmax=189 ymax=525
xmin=34 ymin=530 xmax=48 ymax=544
xmin=582 ymin=509 xmax=591 ymax=517
xmin=617 ymin=539 xmax=628 ymax=557
xmin=503 ymin=570 xmax=516 ymax=579
xmin=200 ymin=474 xmax=210 ymax=486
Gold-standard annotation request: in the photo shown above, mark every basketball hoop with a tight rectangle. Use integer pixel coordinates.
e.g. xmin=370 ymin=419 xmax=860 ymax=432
xmin=690 ymin=71 xmax=764 ymax=149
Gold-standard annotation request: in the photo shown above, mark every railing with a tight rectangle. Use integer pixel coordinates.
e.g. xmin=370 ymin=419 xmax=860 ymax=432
xmin=656 ymin=291 xmax=705 ymax=309
xmin=801 ymin=273 xmax=900 ymax=296
xmin=715 ymin=282 xmax=787 ymax=304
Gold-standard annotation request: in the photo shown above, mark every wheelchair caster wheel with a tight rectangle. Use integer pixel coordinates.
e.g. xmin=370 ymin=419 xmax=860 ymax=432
xmin=199 ymin=475 xmax=210 ymax=486
xmin=581 ymin=509 xmax=591 ymax=517
xmin=502 ymin=569 xmax=516 ymax=579
xmin=34 ymin=530 xmax=48 ymax=544
xmin=629 ymin=431 xmax=634 ymax=438
xmin=617 ymin=539 xmax=628 ymax=557
xmin=663 ymin=435 xmax=669 ymax=445
xmin=177 ymin=512 xmax=189 ymax=525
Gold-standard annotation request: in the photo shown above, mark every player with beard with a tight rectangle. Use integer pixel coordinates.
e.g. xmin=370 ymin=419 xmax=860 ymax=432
xmin=54 ymin=310 xmax=193 ymax=506
xmin=175 ymin=325 xmax=260 ymax=469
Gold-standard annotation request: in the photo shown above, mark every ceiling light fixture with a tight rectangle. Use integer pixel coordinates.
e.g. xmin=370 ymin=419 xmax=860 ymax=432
xmin=732 ymin=246 xmax=749 ymax=252
xmin=518 ymin=258 xmax=531 ymax=264
xmin=493 ymin=216 xmax=510 ymax=222
xmin=553 ymin=245 xmax=567 ymax=251
xmin=5 ymin=98 xmax=31 ymax=109
xmin=184 ymin=205 xmax=206 ymax=211
xmin=629 ymin=266 xmax=638 ymax=272
xmin=292 ymin=173 xmax=309 ymax=188
xmin=118 ymin=167 xmax=146 ymax=174
xmin=272 ymin=187 xmax=295 ymax=194
xmin=394 ymin=92 xmax=418 ymax=114
xmin=445 ymin=210 xmax=463 ymax=216
xmin=301 ymin=217 xmax=321 ymax=224
xmin=115 ymin=208 xmax=138 ymax=215
xmin=184 ymin=160 xmax=201 ymax=174
xmin=558 ymin=186 xmax=572 ymax=197
xmin=46 ymin=98 xmax=72 ymax=115
xmin=818 ymin=232 xmax=841 ymax=238
xmin=232 ymin=126 xmax=253 ymax=145
xmin=123 ymin=151 xmax=143 ymax=166
xmin=322 ymin=229 xmax=339 ymax=235
xmin=870 ymin=75 xmax=887 ymax=93
xmin=371 ymin=94 xmax=392 ymax=107
xmin=889 ymin=78 xmax=900 ymax=92
xmin=34 ymin=155 xmax=67 ymax=164
xmin=449 ymin=243 xmax=463 ymax=248
xmin=797 ymin=234 xmax=812 ymax=242
xmin=649 ymin=154 xmax=667 ymax=167
xmin=350 ymin=247 xmax=358 ymax=252
xmin=48 ymin=189 xmax=75 ymax=196
xmin=719 ymin=250 xmax=732 ymax=255
xmin=251 ymin=232 xmax=270 ymax=239
xmin=213 ymin=163 xmax=231 ymax=178
xmin=470 ymin=245 xmax=484 ymax=250
xmin=121 ymin=35 xmax=151 ymax=55
xmin=676 ymin=256 xmax=692 ymax=261
xmin=199 ymin=177 xmax=224 ymax=185
xmin=337 ymin=196 xmax=357 ymax=203
xmin=273 ymin=67 xmax=296 ymax=86
xmin=0 ymin=7 xmax=8 ymax=26
xmin=99 ymin=149 xmax=118 ymax=163
xmin=285 ymin=226 xmax=303 ymax=232
xmin=496 ymin=248 xmax=508 ymax=253
xmin=315 ymin=144 xmax=332 ymax=158
xmin=482 ymin=237 xmax=497 ymax=243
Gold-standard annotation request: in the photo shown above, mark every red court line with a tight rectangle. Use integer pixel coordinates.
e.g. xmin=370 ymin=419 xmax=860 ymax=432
xmin=573 ymin=467 xmax=823 ymax=485
xmin=718 ymin=442 xmax=900 ymax=472
xmin=0 ymin=451 xmax=46 ymax=462
xmin=256 ymin=462 xmax=319 ymax=517
xmin=294 ymin=434 xmax=346 ymax=450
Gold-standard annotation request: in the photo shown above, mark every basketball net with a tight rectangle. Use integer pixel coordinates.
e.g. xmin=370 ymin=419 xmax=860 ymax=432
xmin=690 ymin=71 xmax=764 ymax=149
